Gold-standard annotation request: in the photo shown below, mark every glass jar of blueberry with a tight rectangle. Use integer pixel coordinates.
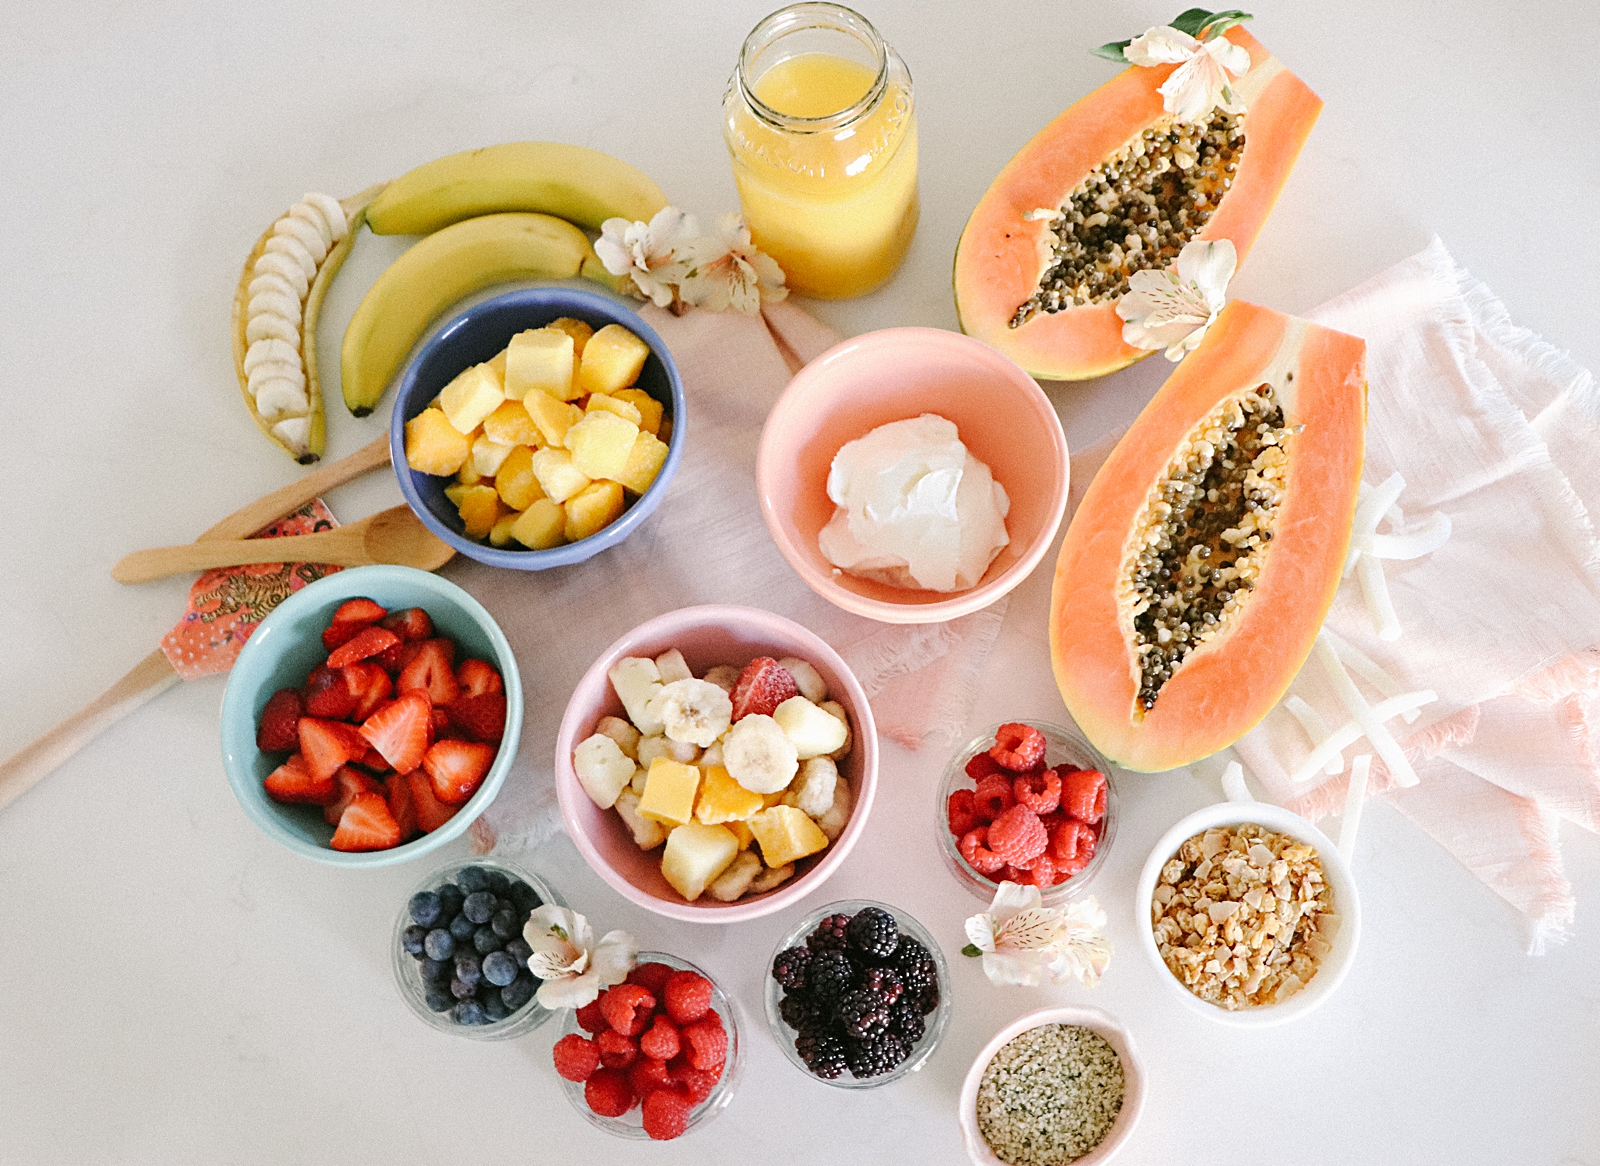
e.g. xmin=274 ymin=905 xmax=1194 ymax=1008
xmin=391 ymin=857 xmax=565 ymax=1039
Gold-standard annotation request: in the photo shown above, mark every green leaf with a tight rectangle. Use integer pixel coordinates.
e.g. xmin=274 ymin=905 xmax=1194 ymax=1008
xmin=1197 ymin=9 xmax=1253 ymax=38
xmin=961 ymin=943 xmax=983 ymax=958
xmin=1091 ymin=39 xmax=1132 ymax=62
xmin=1169 ymin=7 xmax=1217 ymax=36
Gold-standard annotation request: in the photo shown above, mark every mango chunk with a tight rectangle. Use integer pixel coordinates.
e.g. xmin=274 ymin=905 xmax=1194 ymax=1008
xmin=494 ymin=445 xmax=545 ymax=511
xmin=547 ymin=316 xmax=594 ymax=357
xmin=749 ymin=805 xmax=829 ymax=869
xmin=523 ymin=389 xmax=584 ymax=448
xmin=469 ymin=432 xmax=515 ymax=477
xmin=530 ymin=447 xmax=592 ymax=504
xmin=614 ymin=388 xmax=664 ymax=436
xmin=577 ymin=323 xmax=650 ymax=396
xmin=564 ymin=480 xmax=626 ymax=542
xmin=566 ymin=411 xmax=640 ymax=480
xmin=405 ymin=408 xmax=471 ymax=476
xmin=439 ymin=362 xmax=506 ymax=434
xmin=694 ymin=765 xmax=766 ymax=825
xmin=504 ymin=327 xmax=576 ymax=401
xmin=451 ymin=484 xmax=503 ymax=540
xmin=727 ymin=819 xmax=756 ymax=851
xmin=637 ymin=758 xmax=701 ymax=828
xmin=488 ymin=511 xmax=519 ymax=547
xmin=482 ymin=400 xmax=543 ymax=447
xmin=586 ymin=392 xmax=644 ymax=427
xmin=609 ymin=430 xmax=670 ymax=495
xmin=509 ymin=498 xmax=566 ymax=550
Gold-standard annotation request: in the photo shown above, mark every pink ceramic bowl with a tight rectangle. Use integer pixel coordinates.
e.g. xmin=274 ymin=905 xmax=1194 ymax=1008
xmin=757 ymin=327 xmax=1069 ymax=624
xmin=555 ymin=604 xmax=878 ymax=923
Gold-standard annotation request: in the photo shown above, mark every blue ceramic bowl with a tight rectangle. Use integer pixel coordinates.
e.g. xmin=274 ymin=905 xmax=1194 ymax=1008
xmin=219 ymin=566 xmax=522 ymax=867
xmin=389 ymin=286 xmax=686 ymax=569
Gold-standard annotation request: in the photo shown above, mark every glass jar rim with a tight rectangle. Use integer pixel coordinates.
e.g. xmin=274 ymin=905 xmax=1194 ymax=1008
xmin=736 ymin=2 xmax=891 ymax=133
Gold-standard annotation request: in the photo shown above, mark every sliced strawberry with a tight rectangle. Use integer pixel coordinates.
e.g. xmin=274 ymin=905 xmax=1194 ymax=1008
xmin=326 ymin=625 xmax=401 ymax=669
xmin=341 ymin=661 xmax=393 ymax=722
xmin=357 ymin=745 xmax=392 ymax=774
xmin=298 ymin=717 xmax=369 ymax=782
xmin=304 ymin=664 xmax=358 ymax=720
xmin=323 ymin=765 xmax=384 ymax=825
xmin=447 ymin=692 xmax=507 ymax=743
xmin=263 ymin=752 xmax=337 ymax=806
xmin=256 ymin=688 xmax=304 ymax=752
xmin=330 ymin=790 xmax=402 ymax=852
xmin=380 ymin=606 xmax=434 ymax=643
xmin=376 ymin=638 xmax=426 ymax=676
xmin=386 ymin=772 xmax=419 ymax=840
xmin=359 ymin=690 xmax=433 ymax=774
xmin=399 ymin=639 xmax=460 ymax=705
xmin=423 ymin=739 xmax=497 ymax=805
xmin=409 ymin=769 xmax=459 ymax=833
xmin=730 ymin=657 xmax=799 ymax=721
xmin=455 ymin=658 xmax=503 ymax=698
xmin=321 ymin=598 xmax=388 ymax=650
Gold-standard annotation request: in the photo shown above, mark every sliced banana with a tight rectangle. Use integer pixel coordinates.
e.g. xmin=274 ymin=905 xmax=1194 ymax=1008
xmin=595 ymin=715 xmax=642 ymax=761
xmin=749 ymin=862 xmax=796 ymax=893
xmin=707 ymin=851 xmax=763 ymax=902
xmin=246 ymin=313 xmax=300 ymax=347
xmin=701 ymin=664 xmax=740 ymax=693
xmin=651 ymin=679 xmax=733 ymax=747
xmin=790 ymin=757 xmax=839 ymax=818
xmin=816 ymin=777 xmax=854 ymax=841
xmin=286 ymin=202 xmax=334 ymax=250
xmin=301 ymin=192 xmax=348 ymax=241
xmin=253 ymin=250 xmax=310 ymax=298
xmin=243 ymin=337 xmax=301 ymax=375
xmin=724 ymin=714 xmax=799 ymax=794
xmin=271 ymin=416 xmax=312 ymax=451
xmin=255 ymin=379 xmax=310 ymax=420
xmin=637 ymin=734 xmax=699 ymax=767
xmin=778 ymin=657 xmax=828 ymax=704
xmin=609 ymin=657 xmax=666 ymax=736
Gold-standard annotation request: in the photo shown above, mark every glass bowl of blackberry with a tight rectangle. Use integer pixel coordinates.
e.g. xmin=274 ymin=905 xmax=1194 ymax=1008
xmin=391 ymin=857 xmax=564 ymax=1040
xmin=764 ymin=899 xmax=952 ymax=1088
xmin=937 ymin=721 xmax=1118 ymax=906
xmin=551 ymin=952 xmax=741 ymax=1140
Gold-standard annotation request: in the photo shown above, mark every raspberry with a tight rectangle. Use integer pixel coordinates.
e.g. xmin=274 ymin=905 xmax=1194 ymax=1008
xmin=947 ymin=788 xmax=978 ymax=838
xmin=964 ymin=750 xmax=1004 ymax=781
xmin=806 ymin=913 xmax=850 ymax=950
xmin=642 ymin=1085 xmax=692 ymax=1140
xmin=989 ymin=722 xmax=1047 ymax=771
xmin=596 ymin=1028 xmax=638 ymax=1070
xmin=583 ymin=1067 xmax=635 ymax=1118
xmin=627 ymin=960 xmax=676 ymax=996
xmin=1050 ymin=817 xmax=1098 ymax=864
xmin=628 ymin=1055 xmax=672 ymax=1100
xmin=551 ymin=1033 xmax=599 ymax=1082
xmin=1013 ymin=768 xmax=1061 ymax=814
xmin=972 ymin=774 xmax=1015 ymax=824
xmin=958 ymin=826 xmax=1006 ymax=874
xmin=1056 ymin=851 xmax=1091 ymax=878
xmin=639 ymin=1014 xmax=681 ymax=1061
xmin=662 ymin=970 xmax=713 ymax=1025
xmin=987 ymin=804 xmax=1048 ymax=864
xmin=1011 ymin=850 xmax=1057 ymax=888
xmin=667 ymin=1058 xmax=718 ymax=1104
xmin=574 ymin=997 xmax=608 ymax=1034
xmin=681 ymin=1013 xmax=728 ymax=1070
xmin=599 ymin=983 xmax=655 ymax=1036
xmin=1061 ymin=767 xmax=1107 ymax=824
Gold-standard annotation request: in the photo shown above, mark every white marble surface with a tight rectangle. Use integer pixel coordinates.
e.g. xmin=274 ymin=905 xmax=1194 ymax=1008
xmin=3 ymin=2 xmax=1598 ymax=1162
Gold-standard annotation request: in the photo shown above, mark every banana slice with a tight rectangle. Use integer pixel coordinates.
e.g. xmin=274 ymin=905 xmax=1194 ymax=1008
xmin=651 ymin=679 xmax=733 ymax=747
xmin=778 ymin=657 xmax=828 ymax=703
xmin=790 ymin=757 xmax=839 ymax=818
xmin=702 ymin=665 xmax=740 ymax=694
xmin=724 ymin=714 xmax=799 ymax=795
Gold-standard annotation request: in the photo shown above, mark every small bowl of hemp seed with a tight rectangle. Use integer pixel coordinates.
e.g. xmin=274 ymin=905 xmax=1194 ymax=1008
xmin=958 ymin=1006 xmax=1145 ymax=1166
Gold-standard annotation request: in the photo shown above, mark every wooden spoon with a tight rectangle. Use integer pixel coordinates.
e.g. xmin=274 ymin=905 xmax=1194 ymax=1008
xmin=112 ymin=504 xmax=453 ymax=583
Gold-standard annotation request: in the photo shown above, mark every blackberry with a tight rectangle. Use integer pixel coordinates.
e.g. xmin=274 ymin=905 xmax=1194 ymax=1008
xmin=805 ymin=949 xmax=855 ymax=1006
xmin=895 ymin=955 xmax=937 ymax=997
xmin=837 ymin=988 xmax=891 ymax=1040
xmin=846 ymin=907 xmax=900 ymax=960
xmin=892 ymin=936 xmax=932 ymax=975
xmin=779 ymin=992 xmax=823 ymax=1031
xmin=845 ymin=1031 xmax=909 ymax=1078
xmin=917 ymin=983 xmax=940 ymax=1015
xmin=889 ymin=999 xmax=925 ymax=1044
xmin=808 ymin=1033 xmax=849 ymax=1079
xmin=794 ymin=1022 xmax=840 ymax=1065
xmin=860 ymin=966 xmax=904 ymax=1005
xmin=807 ymin=913 xmax=851 ymax=951
xmin=771 ymin=945 xmax=813 ymax=991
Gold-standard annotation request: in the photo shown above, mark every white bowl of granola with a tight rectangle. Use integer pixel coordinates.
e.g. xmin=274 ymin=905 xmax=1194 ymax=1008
xmin=1135 ymin=801 xmax=1361 ymax=1027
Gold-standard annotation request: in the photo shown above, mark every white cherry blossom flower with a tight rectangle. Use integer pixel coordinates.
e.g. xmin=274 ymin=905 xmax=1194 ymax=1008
xmin=1124 ymin=25 xmax=1250 ymax=123
xmin=676 ymin=212 xmax=788 ymax=315
xmin=1116 ymin=237 xmax=1237 ymax=360
xmin=595 ymin=206 xmax=699 ymax=308
xmin=963 ymin=882 xmax=1113 ymax=988
xmin=522 ymin=905 xmax=637 ymax=1010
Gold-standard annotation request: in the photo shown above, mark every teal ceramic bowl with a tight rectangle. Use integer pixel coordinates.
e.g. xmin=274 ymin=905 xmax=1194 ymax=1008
xmin=219 ymin=565 xmax=522 ymax=866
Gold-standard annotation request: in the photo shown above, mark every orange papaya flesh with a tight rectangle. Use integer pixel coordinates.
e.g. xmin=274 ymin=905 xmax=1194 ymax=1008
xmin=1049 ymin=301 xmax=1366 ymax=772
xmin=953 ymin=28 xmax=1323 ymax=382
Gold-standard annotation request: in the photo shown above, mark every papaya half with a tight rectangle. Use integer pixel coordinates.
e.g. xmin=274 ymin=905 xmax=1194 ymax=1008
xmin=1049 ymin=301 xmax=1366 ymax=772
xmin=953 ymin=28 xmax=1322 ymax=381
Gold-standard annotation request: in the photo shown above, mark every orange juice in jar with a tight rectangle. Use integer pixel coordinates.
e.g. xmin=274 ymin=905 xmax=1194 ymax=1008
xmin=724 ymin=4 xmax=917 ymax=299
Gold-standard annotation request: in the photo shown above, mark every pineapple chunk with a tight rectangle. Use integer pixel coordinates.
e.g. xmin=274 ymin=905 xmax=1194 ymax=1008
xmin=504 ymin=327 xmax=576 ymax=401
xmin=609 ymin=430 xmax=670 ymax=495
xmin=637 ymin=758 xmax=701 ymax=828
xmin=439 ymin=362 xmax=506 ymax=434
xmin=614 ymin=389 xmax=664 ymax=436
xmin=488 ymin=511 xmax=519 ymax=547
xmin=456 ymin=462 xmax=484 ymax=486
xmin=727 ymin=819 xmax=755 ymax=850
xmin=706 ymin=851 xmax=763 ymax=902
xmin=509 ymin=498 xmax=565 ymax=550
xmin=487 ymin=350 xmax=507 ymax=379
xmin=577 ymin=323 xmax=651 ymax=396
xmin=405 ymin=408 xmax=471 ymax=476
xmin=615 ymin=788 xmax=666 ymax=850
xmin=451 ymin=484 xmax=503 ymax=540
xmin=656 ymin=650 xmax=693 ymax=684
xmin=660 ymin=823 xmax=740 ymax=902
xmin=469 ymin=432 xmax=516 ymax=477
xmin=547 ymin=316 xmax=594 ymax=356
xmin=564 ymin=480 xmax=626 ymax=542
xmin=566 ymin=411 xmax=640 ymax=481
xmin=530 ymin=447 xmax=592 ymax=504
xmin=774 ymin=696 xmax=848 ymax=759
xmin=609 ymin=657 xmax=665 ymax=736
xmin=521 ymin=390 xmax=584 ymax=448
xmin=816 ymin=776 xmax=854 ymax=841
xmin=573 ymin=733 xmax=636 ymax=809
xmin=495 ymin=445 xmax=545 ymax=511
xmin=586 ymin=392 xmax=644 ymax=427
xmin=482 ymin=400 xmax=543 ymax=447
xmin=749 ymin=805 xmax=829 ymax=869
xmin=694 ymin=765 xmax=766 ymax=825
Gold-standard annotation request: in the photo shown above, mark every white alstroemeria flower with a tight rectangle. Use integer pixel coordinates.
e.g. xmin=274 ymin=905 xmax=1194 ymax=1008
xmin=676 ymin=212 xmax=788 ymax=315
xmin=594 ymin=206 xmax=699 ymax=308
xmin=1125 ymin=25 xmax=1250 ymax=123
xmin=1116 ymin=237 xmax=1237 ymax=360
xmin=963 ymin=882 xmax=1113 ymax=988
xmin=522 ymin=905 xmax=637 ymax=1010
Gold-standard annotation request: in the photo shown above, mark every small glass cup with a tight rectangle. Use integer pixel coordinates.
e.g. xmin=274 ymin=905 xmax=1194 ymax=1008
xmin=764 ymin=898 xmax=952 ymax=1088
xmin=937 ymin=721 xmax=1119 ymax=906
xmin=554 ymin=951 xmax=741 ymax=1139
xmin=391 ymin=856 xmax=564 ymax=1040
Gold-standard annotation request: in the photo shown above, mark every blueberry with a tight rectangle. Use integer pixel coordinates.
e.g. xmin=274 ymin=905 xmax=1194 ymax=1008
xmin=408 ymin=890 xmax=441 ymax=928
xmin=452 ymin=999 xmax=488 ymax=1025
xmin=482 ymin=950 xmax=519 ymax=987
xmin=483 ymin=992 xmax=510 ymax=1022
xmin=506 ymin=937 xmax=533 ymax=966
xmin=401 ymin=925 xmax=428 ymax=956
xmin=473 ymin=926 xmax=503 ymax=955
xmin=424 ymin=983 xmax=454 ymax=1013
xmin=450 ymin=976 xmax=477 ymax=1001
xmin=490 ymin=908 xmax=519 ymax=940
xmin=437 ymin=884 xmax=466 ymax=918
xmin=507 ymin=880 xmax=540 ymax=914
xmin=484 ymin=870 xmax=511 ymax=897
xmin=423 ymin=928 xmax=455 ymax=961
xmin=449 ymin=913 xmax=477 ymax=942
xmin=456 ymin=866 xmax=490 ymax=894
xmin=462 ymin=891 xmax=497 ymax=924
xmin=500 ymin=973 xmax=536 ymax=1012
xmin=455 ymin=953 xmax=482 ymax=990
xmin=420 ymin=957 xmax=450 ymax=983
